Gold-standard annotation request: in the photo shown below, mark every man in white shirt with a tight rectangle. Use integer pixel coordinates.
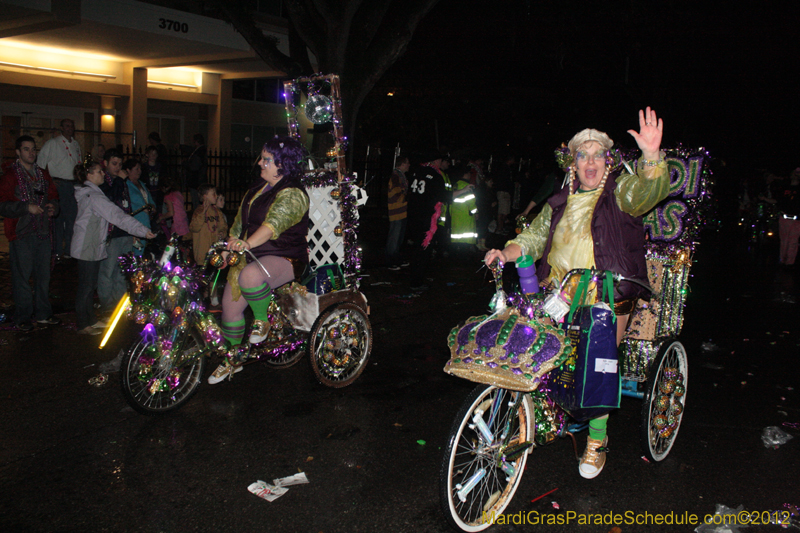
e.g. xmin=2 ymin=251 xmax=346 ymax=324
xmin=37 ymin=119 xmax=82 ymax=258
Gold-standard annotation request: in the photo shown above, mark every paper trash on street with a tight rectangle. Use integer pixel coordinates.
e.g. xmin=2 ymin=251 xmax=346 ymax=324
xmin=248 ymin=481 xmax=289 ymax=502
xmin=273 ymin=472 xmax=309 ymax=487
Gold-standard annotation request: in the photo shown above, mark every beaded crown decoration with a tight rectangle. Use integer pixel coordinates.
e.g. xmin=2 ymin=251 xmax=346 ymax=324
xmin=444 ymin=307 xmax=572 ymax=392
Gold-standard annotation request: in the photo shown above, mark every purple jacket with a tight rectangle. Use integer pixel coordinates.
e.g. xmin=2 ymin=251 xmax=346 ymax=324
xmin=238 ymin=177 xmax=309 ymax=265
xmin=538 ymin=171 xmax=649 ymax=301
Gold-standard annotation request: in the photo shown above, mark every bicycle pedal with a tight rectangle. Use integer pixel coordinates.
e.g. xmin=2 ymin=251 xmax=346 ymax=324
xmin=503 ymin=441 xmax=534 ymax=461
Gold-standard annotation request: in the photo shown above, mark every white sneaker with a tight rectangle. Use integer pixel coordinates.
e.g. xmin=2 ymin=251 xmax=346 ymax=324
xmin=207 ymin=363 xmax=243 ymax=385
xmin=92 ymin=320 xmax=108 ymax=329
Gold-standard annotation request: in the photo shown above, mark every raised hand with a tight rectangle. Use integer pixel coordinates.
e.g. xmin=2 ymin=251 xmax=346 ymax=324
xmin=627 ymin=106 xmax=663 ymax=161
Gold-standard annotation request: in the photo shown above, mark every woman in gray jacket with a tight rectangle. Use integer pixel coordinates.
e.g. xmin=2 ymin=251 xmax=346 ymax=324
xmin=71 ymin=162 xmax=155 ymax=335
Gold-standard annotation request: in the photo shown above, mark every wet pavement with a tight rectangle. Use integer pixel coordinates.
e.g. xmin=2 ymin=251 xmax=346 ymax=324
xmin=0 ymin=214 xmax=798 ymax=532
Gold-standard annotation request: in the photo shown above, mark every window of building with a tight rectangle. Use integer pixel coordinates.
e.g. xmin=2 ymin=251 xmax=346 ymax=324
xmin=230 ymin=124 xmax=289 ymax=152
xmin=232 ymin=79 xmax=286 ymax=104
xmin=147 ymin=115 xmax=184 ymax=148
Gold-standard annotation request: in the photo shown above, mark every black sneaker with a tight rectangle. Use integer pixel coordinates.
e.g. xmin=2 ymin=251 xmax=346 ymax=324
xmin=17 ymin=322 xmax=34 ymax=332
xmin=37 ymin=317 xmax=61 ymax=325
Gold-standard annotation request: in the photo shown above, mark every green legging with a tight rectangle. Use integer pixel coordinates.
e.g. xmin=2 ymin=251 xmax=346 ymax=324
xmin=588 ymin=414 xmax=608 ymax=441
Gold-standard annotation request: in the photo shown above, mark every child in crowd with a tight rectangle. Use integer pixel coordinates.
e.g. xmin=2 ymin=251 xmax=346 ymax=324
xmin=158 ymin=178 xmax=189 ymax=238
xmin=190 ymin=184 xmax=228 ymax=305
xmin=142 ymin=146 xmax=163 ymax=213
xmin=71 ymin=162 xmax=155 ymax=335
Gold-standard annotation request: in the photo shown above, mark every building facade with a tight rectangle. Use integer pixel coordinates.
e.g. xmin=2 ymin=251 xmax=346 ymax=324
xmin=0 ymin=0 xmax=307 ymax=159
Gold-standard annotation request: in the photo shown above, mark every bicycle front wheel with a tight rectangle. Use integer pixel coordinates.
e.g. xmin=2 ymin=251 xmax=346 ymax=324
xmin=440 ymin=384 xmax=534 ymax=532
xmin=120 ymin=329 xmax=206 ymax=415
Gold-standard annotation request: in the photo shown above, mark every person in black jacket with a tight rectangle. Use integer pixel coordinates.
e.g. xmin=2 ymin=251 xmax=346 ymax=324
xmin=406 ymin=153 xmax=448 ymax=290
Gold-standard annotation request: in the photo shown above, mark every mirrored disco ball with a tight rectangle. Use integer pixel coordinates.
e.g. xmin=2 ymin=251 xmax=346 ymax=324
xmin=305 ymin=95 xmax=333 ymax=124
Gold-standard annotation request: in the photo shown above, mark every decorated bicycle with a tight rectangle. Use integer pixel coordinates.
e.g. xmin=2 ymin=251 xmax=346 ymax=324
xmin=102 ymin=74 xmax=374 ymax=414
xmin=438 ymin=125 xmax=713 ymax=532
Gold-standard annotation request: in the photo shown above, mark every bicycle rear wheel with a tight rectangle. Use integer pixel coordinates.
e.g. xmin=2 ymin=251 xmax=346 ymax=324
xmin=640 ymin=339 xmax=688 ymax=461
xmin=307 ymin=303 xmax=372 ymax=387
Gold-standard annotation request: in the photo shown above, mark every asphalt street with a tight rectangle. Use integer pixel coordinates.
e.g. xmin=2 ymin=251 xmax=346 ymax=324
xmin=0 ymin=213 xmax=798 ymax=533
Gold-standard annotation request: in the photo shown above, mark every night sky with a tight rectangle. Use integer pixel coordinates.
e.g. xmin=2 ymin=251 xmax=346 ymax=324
xmin=361 ymin=0 xmax=800 ymax=179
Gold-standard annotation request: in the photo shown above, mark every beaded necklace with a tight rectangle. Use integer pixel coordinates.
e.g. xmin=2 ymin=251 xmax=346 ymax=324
xmin=12 ymin=160 xmax=49 ymax=239
xmin=61 ymin=136 xmax=77 ymax=161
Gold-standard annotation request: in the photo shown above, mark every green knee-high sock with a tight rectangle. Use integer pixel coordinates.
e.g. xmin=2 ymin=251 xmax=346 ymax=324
xmin=588 ymin=414 xmax=608 ymax=441
xmin=241 ymin=282 xmax=273 ymax=322
xmin=221 ymin=318 xmax=246 ymax=346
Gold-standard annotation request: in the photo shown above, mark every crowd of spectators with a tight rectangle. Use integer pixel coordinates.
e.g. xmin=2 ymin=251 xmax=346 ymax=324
xmin=0 ymin=120 xmax=219 ymax=333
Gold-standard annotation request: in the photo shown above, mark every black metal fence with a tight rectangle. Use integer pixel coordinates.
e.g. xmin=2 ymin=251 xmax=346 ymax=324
xmin=118 ymin=146 xmax=260 ymax=212
xmin=3 ymin=144 xmax=387 ymax=215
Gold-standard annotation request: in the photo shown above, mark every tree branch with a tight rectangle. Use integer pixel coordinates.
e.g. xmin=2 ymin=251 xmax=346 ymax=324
xmin=206 ymin=0 xmax=305 ymax=77
xmin=288 ymin=18 xmax=314 ymax=74
xmin=284 ymin=0 xmax=328 ymax=60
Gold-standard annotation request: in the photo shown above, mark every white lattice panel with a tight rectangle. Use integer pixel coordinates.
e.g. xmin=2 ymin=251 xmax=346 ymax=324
xmin=306 ymin=185 xmax=344 ymax=268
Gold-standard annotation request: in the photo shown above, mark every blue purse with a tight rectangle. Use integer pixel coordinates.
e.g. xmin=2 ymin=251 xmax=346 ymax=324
xmin=548 ymin=271 xmax=620 ymax=421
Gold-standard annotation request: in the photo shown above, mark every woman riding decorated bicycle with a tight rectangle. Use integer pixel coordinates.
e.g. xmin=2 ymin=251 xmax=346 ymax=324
xmin=208 ymin=137 xmax=310 ymax=384
xmin=484 ymin=107 xmax=670 ymax=479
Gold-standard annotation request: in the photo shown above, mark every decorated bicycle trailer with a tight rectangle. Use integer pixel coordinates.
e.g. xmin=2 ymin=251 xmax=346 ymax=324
xmin=439 ymin=147 xmax=713 ymax=532
xmin=106 ymin=74 xmax=373 ymax=414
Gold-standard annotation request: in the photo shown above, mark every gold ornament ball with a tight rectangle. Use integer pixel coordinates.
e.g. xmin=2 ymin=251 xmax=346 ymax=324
xmin=209 ymin=254 xmax=225 ymax=269
xmin=659 ymin=379 xmax=676 ymax=394
xmin=673 ymin=383 xmax=686 ymax=397
xmin=227 ymin=252 xmax=242 ymax=267
xmin=653 ymin=414 xmax=668 ymax=429
xmin=334 ymin=226 xmax=343 ymax=237
xmin=669 ymin=400 xmax=684 ymax=416
xmin=658 ymin=426 xmax=674 ymax=439
xmin=655 ymin=394 xmax=670 ymax=412
xmin=328 ymin=327 xmax=341 ymax=339
xmin=330 ymin=188 xmax=341 ymax=200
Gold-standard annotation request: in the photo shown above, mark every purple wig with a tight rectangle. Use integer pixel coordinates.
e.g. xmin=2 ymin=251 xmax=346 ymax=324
xmin=262 ymin=136 xmax=308 ymax=182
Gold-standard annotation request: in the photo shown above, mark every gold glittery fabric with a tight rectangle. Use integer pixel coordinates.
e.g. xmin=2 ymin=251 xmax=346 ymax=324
xmin=548 ymin=188 xmax=602 ymax=285
xmin=263 ymin=188 xmax=309 ymax=238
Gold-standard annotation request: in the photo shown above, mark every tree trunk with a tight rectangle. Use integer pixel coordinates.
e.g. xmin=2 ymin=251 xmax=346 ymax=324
xmin=208 ymin=0 xmax=440 ymax=146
